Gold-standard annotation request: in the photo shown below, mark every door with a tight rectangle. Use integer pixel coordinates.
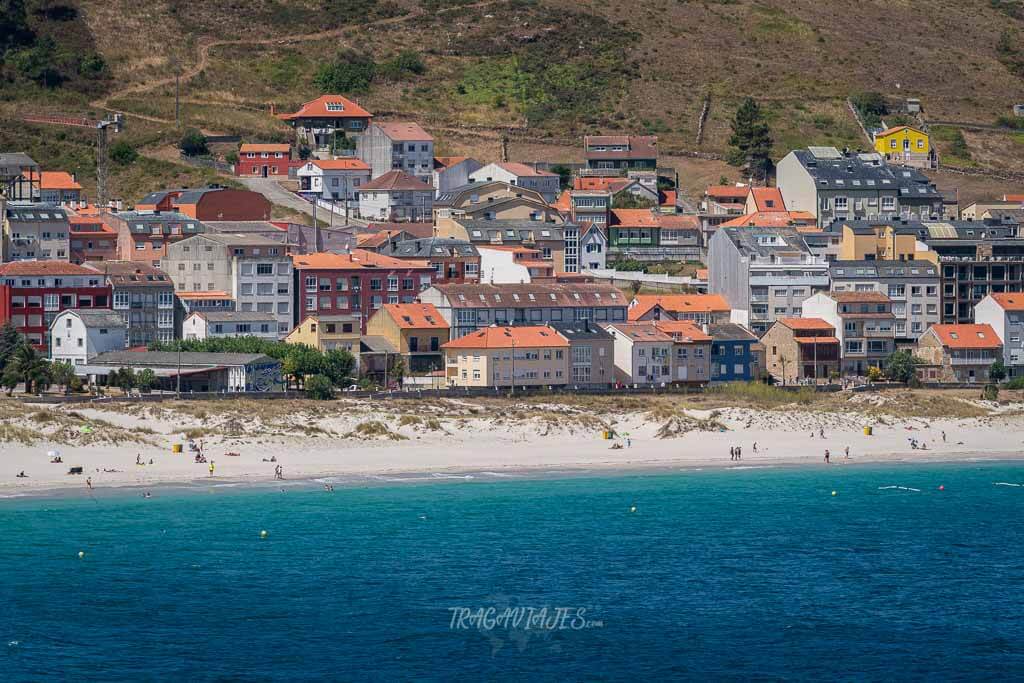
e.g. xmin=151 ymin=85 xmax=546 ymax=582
xmin=262 ymin=165 xmax=269 ymax=178
xmin=678 ymin=365 xmax=688 ymax=381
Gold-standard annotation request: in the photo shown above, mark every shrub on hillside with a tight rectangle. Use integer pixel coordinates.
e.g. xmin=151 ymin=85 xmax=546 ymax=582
xmin=305 ymin=374 xmax=334 ymax=400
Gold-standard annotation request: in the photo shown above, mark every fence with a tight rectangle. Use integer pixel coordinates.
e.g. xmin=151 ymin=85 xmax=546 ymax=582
xmin=178 ymin=152 xmax=232 ymax=173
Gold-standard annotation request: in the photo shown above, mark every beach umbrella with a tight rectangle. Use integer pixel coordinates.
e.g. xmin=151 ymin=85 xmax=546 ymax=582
xmin=47 ymin=449 xmax=60 ymax=458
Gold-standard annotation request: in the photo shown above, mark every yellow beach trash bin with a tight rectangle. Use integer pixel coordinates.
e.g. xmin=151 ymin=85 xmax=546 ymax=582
xmin=172 ymin=443 xmax=183 ymax=453
xmin=863 ymin=426 xmax=873 ymax=436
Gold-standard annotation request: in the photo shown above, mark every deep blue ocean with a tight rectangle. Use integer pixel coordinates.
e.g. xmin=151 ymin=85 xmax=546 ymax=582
xmin=2 ymin=462 xmax=1024 ymax=680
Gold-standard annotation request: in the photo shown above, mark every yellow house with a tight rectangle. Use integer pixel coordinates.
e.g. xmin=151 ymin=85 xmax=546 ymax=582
xmin=839 ymin=223 xmax=938 ymax=264
xmin=442 ymin=326 xmax=569 ymax=388
xmin=364 ymin=303 xmax=450 ymax=374
xmin=873 ymin=125 xmax=930 ymax=160
xmin=286 ymin=314 xmax=360 ymax=354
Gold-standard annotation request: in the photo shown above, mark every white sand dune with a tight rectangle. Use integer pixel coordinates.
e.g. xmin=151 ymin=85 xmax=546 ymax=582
xmin=0 ymin=397 xmax=1019 ymax=496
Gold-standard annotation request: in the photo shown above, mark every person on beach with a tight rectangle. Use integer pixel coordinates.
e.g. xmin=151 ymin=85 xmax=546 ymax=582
xmin=136 ymin=454 xmax=142 ymax=466
xmin=819 ymin=428 xmax=825 ymax=439
xmin=753 ymin=442 xmax=758 ymax=453
xmin=730 ymin=446 xmax=735 ymax=461
xmin=844 ymin=446 xmax=850 ymax=459
xmin=86 ymin=477 xmax=93 ymax=490
xmin=208 ymin=460 xmax=215 ymax=477
xmin=941 ymin=431 xmax=946 ymax=443
xmin=626 ymin=437 xmax=631 ymax=448
xmin=824 ymin=449 xmax=830 ymax=464
xmin=736 ymin=446 xmax=742 ymax=461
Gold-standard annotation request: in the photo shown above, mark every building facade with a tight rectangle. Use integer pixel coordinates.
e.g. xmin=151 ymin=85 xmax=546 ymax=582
xmin=296 ymin=159 xmax=371 ymax=202
xmin=709 ymin=323 xmax=761 ymax=382
xmin=106 ymin=210 xmax=206 ymax=266
xmin=291 ymin=251 xmax=434 ymax=333
xmin=183 ymin=311 xmax=279 ymax=341
xmin=379 ymin=237 xmax=480 ymax=285
xmin=357 ymin=170 xmax=434 ymax=222
xmin=802 ymin=291 xmax=896 ymax=375
xmin=162 ymin=233 xmax=292 ymax=337
xmin=469 ymin=163 xmax=560 ymax=203
xmin=829 ymin=259 xmax=940 ymax=343
xmin=442 ymin=326 xmax=570 ymax=388
xmin=604 ymin=322 xmax=674 ymax=386
xmin=708 ymin=226 xmax=830 ymax=334
xmin=3 ymin=203 xmax=69 ymax=261
xmin=286 ymin=314 xmax=361 ymax=355
xmin=136 ymin=187 xmax=272 ymax=222
xmin=550 ymin=321 xmax=615 ymax=387
xmin=276 ymin=95 xmax=372 ymax=152
xmin=974 ymin=293 xmax=1024 ymax=377
xmin=0 ymin=261 xmax=111 ymax=350
xmin=357 ymin=122 xmax=434 ymax=184
xmin=916 ymin=324 xmax=1002 ymax=383
xmin=83 ymin=261 xmax=176 ymax=346
xmin=421 ymin=282 xmax=628 ymax=340
xmin=48 ymin=310 xmax=127 ymax=366
xmin=760 ymin=318 xmax=841 ymax=384
xmin=365 ymin=303 xmax=450 ymax=374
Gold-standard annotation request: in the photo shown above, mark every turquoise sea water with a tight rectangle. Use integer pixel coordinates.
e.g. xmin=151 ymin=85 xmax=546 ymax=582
xmin=2 ymin=462 xmax=1024 ymax=680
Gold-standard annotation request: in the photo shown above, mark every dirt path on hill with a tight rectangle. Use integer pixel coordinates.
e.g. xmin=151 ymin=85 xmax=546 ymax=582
xmin=91 ymin=1 xmax=501 ymax=125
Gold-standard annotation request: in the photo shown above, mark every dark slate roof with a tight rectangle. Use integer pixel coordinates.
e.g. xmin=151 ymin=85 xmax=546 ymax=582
xmin=0 ymin=152 xmax=39 ymax=172
xmin=63 ymin=310 xmax=128 ymax=328
xmin=82 ymin=261 xmax=172 ymax=287
xmin=829 ymin=260 xmax=939 ymax=278
xmin=791 ymin=147 xmax=941 ymax=198
xmin=454 ymin=218 xmax=566 ymax=242
xmin=4 ymin=203 xmax=67 ymax=222
xmin=719 ymin=226 xmax=813 ymax=257
xmin=549 ymin=321 xmax=614 ymax=341
xmin=709 ymin=323 xmax=757 ymax=342
xmin=382 ymin=237 xmax=479 ymax=258
xmin=360 ymin=335 xmax=398 ymax=353
xmin=89 ymin=351 xmax=276 ymax=367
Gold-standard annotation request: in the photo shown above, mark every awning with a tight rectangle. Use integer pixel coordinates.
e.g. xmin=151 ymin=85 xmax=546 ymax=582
xmin=794 ymin=336 xmax=840 ymax=345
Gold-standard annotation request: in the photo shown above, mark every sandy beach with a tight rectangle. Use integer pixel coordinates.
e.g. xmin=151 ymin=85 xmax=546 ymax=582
xmin=2 ymin=389 xmax=1023 ymax=497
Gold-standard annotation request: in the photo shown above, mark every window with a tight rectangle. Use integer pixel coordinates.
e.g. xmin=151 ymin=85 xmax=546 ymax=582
xmin=882 ymin=196 xmax=896 ymax=212
xmin=256 ymin=263 xmax=274 ymax=275
xmin=834 ymin=196 xmax=848 ymax=212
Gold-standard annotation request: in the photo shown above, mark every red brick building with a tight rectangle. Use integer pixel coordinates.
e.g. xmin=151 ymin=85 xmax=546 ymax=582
xmin=291 ymin=250 xmax=433 ymax=332
xmin=235 ymin=144 xmax=302 ymax=178
xmin=69 ymin=216 xmax=118 ymax=264
xmin=103 ymin=211 xmax=205 ymax=266
xmin=136 ymin=187 xmax=271 ymax=221
xmin=0 ymin=261 xmax=112 ymax=350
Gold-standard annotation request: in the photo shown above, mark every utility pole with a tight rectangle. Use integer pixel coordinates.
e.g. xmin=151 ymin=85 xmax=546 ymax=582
xmin=176 ymin=344 xmax=181 ymax=397
xmin=510 ymin=334 xmax=515 ymax=397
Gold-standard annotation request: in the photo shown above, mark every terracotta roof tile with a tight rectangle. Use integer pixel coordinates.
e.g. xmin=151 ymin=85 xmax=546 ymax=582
xmin=610 ymin=208 xmax=659 ymax=228
xmin=39 ymin=171 xmax=81 ymax=191
xmin=381 ymin=303 xmax=447 ymax=330
xmin=311 ymin=158 xmax=369 ymax=171
xmin=778 ymin=317 xmax=834 ymax=331
xmin=653 ymin=319 xmax=712 ymax=342
xmin=277 ymin=95 xmax=372 ymax=120
xmin=749 ymin=187 xmax=786 ymax=212
xmin=291 ymin=249 xmax=429 ymax=270
xmin=0 ymin=261 xmax=97 ymax=276
xmin=628 ymin=294 xmax=729 ymax=320
xmin=720 ymin=211 xmax=816 ymax=228
xmin=374 ymin=122 xmax=432 ymax=141
xmin=240 ymin=143 xmax=290 ymax=154
xmin=442 ymin=325 xmax=568 ymax=349
xmin=989 ymin=293 xmax=1024 ymax=311
xmin=928 ymin=324 xmax=1001 ymax=350
xmin=706 ymin=185 xmax=750 ymax=199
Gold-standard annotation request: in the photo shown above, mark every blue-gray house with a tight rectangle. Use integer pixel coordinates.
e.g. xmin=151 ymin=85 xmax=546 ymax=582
xmin=709 ymin=323 xmax=761 ymax=382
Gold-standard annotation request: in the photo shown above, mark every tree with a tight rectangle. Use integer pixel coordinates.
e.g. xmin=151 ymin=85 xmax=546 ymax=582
xmin=179 ymin=128 xmax=208 ymax=156
xmin=313 ymin=51 xmax=376 ymax=94
xmin=550 ymin=164 xmax=572 ymax=190
xmin=851 ymin=91 xmax=889 ymax=129
xmin=884 ymin=349 xmax=922 ymax=384
xmin=388 ymin=355 xmax=406 ymax=388
xmin=727 ymin=97 xmax=773 ymax=181
xmin=136 ymin=368 xmax=158 ymax=393
xmin=613 ymin=193 xmax=657 ymax=209
xmin=990 ymin=359 xmax=1007 ymax=382
xmin=225 ymin=150 xmax=239 ymax=165
xmin=1 ymin=344 xmax=50 ymax=394
xmin=282 ymin=344 xmax=323 ymax=387
xmin=50 ymin=361 xmax=76 ymax=395
xmin=0 ymin=321 xmax=25 ymax=375
xmin=323 ymin=348 xmax=356 ymax=387
xmin=113 ymin=367 xmax=136 ymax=394
xmin=629 ymin=280 xmax=643 ymax=297
xmin=109 ymin=140 xmax=138 ymax=165
xmin=304 ymin=374 xmax=334 ymax=400
xmin=379 ymin=50 xmax=425 ymax=81
xmin=866 ymin=366 xmax=884 ymax=382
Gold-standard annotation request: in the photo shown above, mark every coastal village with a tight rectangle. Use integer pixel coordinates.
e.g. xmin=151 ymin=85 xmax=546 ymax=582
xmin=0 ymin=93 xmax=1023 ymax=399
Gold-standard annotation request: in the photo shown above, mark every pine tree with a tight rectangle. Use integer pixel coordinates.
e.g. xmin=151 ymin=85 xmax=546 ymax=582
xmin=728 ymin=98 xmax=774 ymax=181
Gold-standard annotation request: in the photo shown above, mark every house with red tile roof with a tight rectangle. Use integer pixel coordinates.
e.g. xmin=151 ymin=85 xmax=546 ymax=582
xmin=275 ymin=95 xmax=372 ymax=152
xmin=365 ymin=303 xmax=450 ymax=374
xmin=357 ymin=122 xmax=434 ymax=184
xmin=973 ymin=294 xmax=1024 ymax=377
xmin=699 ymin=184 xmax=750 ymax=244
xmin=39 ymin=171 xmax=82 ymax=205
xmin=296 ymin=158 xmax=371 ymax=202
xmin=0 ymin=261 xmax=111 ymax=350
xmin=745 ymin=187 xmax=786 ymax=213
xmin=719 ymin=210 xmax=817 ymax=229
xmin=357 ymin=170 xmax=434 ymax=222
xmin=608 ymin=209 xmax=702 ymax=262
xmin=653 ymin=319 xmax=712 ymax=384
xmin=234 ymin=144 xmax=302 ymax=178
xmin=916 ymin=323 xmax=1002 ymax=383
xmin=470 ymin=162 xmax=560 ymax=203
xmin=291 ymin=249 xmax=434 ymax=333
xmin=69 ymin=216 xmax=118 ymax=264
xmin=803 ymin=291 xmax=896 ymax=375
xmin=760 ymin=317 xmax=840 ymax=384
xmin=628 ymin=294 xmax=730 ymax=324
xmin=442 ymin=325 xmax=569 ymax=387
